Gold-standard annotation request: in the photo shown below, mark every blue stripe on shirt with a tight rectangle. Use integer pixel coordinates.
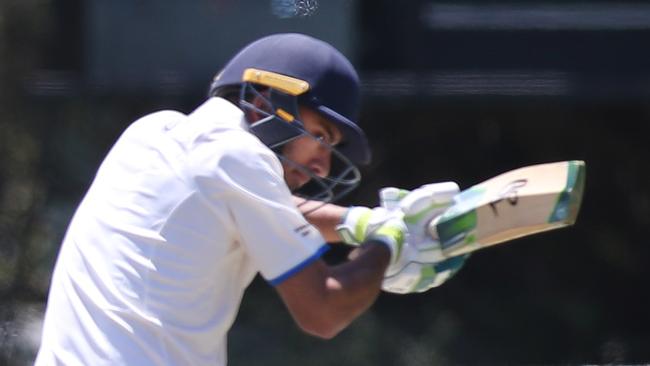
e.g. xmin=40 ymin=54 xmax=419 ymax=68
xmin=268 ymin=244 xmax=330 ymax=286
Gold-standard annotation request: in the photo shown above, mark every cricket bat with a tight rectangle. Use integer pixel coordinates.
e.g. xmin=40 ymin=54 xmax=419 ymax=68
xmin=428 ymin=160 xmax=586 ymax=257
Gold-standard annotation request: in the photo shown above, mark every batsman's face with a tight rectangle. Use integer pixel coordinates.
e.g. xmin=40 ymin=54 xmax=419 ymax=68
xmin=282 ymin=107 xmax=342 ymax=190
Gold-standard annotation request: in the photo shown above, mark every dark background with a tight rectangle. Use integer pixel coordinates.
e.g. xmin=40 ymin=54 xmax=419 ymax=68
xmin=1 ymin=1 xmax=649 ymax=365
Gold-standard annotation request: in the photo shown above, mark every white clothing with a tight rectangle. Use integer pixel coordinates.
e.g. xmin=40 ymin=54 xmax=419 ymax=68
xmin=35 ymin=98 xmax=327 ymax=365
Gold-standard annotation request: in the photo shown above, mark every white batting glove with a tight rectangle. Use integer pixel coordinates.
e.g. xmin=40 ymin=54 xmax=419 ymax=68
xmin=399 ymin=182 xmax=459 ymax=263
xmin=379 ymin=182 xmax=470 ymax=294
xmin=336 ymin=206 xmax=388 ymax=245
xmin=336 ymin=183 xmax=470 ymax=294
xmin=382 ymin=254 xmax=469 ymax=294
xmin=335 ymin=188 xmax=409 ymax=246
xmin=365 ymin=214 xmax=411 ymax=272
xmin=365 ymin=205 xmax=467 ymax=292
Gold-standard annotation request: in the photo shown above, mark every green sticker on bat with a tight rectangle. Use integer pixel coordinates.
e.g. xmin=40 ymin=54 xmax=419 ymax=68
xmin=548 ymin=160 xmax=586 ymax=224
xmin=436 ymin=187 xmax=483 ymax=250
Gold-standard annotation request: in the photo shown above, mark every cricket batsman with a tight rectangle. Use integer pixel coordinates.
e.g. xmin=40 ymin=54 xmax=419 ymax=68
xmin=35 ymin=33 xmax=468 ymax=365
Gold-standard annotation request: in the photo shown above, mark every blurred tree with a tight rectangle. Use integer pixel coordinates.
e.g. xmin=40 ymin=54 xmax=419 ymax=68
xmin=0 ymin=2 xmax=59 ymax=364
xmin=0 ymin=0 xmax=54 ymax=298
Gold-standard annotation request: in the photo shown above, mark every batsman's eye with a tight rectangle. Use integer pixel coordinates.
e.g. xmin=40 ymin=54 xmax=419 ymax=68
xmin=314 ymin=130 xmax=340 ymax=146
xmin=315 ymin=132 xmax=328 ymax=143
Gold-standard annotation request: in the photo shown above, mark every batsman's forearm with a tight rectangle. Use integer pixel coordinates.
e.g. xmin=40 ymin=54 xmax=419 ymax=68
xmin=317 ymin=242 xmax=390 ymax=335
xmin=275 ymin=240 xmax=390 ymax=339
xmin=293 ymin=196 xmax=348 ymax=243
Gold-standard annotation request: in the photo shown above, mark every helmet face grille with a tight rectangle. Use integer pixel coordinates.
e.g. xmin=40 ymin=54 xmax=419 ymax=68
xmin=241 ymin=83 xmax=304 ymax=149
xmin=278 ymin=145 xmax=361 ymax=206
xmin=239 ymin=83 xmax=361 ymax=203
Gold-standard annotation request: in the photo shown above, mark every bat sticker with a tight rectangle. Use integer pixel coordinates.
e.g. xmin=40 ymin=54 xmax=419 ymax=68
xmin=488 ymin=179 xmax=528 ymax=216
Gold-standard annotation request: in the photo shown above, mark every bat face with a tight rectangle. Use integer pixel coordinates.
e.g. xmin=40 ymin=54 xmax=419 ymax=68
xmin=429 ymin=160 xmax=586 ymax=257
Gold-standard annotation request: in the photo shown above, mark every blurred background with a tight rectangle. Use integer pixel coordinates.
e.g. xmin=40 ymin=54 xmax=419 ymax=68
xmin=1 ymin=0 xmax=650 ymax=365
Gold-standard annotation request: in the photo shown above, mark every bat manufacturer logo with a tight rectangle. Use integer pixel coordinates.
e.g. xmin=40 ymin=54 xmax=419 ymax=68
xmin=488 ymin=179 xmax=528 ymax=216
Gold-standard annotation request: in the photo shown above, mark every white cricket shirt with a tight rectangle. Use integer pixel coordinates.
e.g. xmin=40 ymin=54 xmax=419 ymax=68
xmin=35 ymin=98 xmax=327 ymax=365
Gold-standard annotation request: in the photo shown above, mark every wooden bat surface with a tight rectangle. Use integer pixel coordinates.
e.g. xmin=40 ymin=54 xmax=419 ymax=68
xmin=429 ymin=160 xmax=586 ymax=257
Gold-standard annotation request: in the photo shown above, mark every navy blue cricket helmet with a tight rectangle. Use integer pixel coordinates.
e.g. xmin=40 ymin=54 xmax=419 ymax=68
xmin=209 ymin=33 xmax=371 ymax=166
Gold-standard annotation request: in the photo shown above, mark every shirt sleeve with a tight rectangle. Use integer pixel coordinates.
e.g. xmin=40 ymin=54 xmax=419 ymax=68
xmin=193 ymin=131 xmax=328 ymax=285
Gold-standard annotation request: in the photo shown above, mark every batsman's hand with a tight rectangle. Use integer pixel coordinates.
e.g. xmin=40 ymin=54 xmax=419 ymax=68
xmin=365 ymin=207 xmax=468 ymax=295
xmin=382 ymin=254 xmax=469 ymax=294
xmin=335 ymin=188 xmax=409 ymax=245
xmin=379 ymin=182 xmax=471 ymax=294
xmin=336 ymin=182 xmax=470 ymax=294
xmin=336 ymin=206 xmax=389 ymax=245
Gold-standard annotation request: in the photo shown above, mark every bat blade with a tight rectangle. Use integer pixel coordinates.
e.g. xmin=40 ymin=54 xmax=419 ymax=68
xmin=429 ymin=160 xmax=586 ymax=257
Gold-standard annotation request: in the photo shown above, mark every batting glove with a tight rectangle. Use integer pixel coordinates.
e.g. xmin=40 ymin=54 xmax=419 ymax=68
xmin=336 ymin=183 xmax=470 ymax=294
xmin=366 ymin=215 xmax=411 ymax=273
xmin=380 ymin=182 xmax=471 ymax=294
xmin=382 ymin=254 xmax=469 ymax=294
xmin=335 ymin=188 xmax=409 ymax=245
xmin=336 ymin=206 xmax=389 ymax=245
xmin=365 ymin=208 xmax=467 ymax=293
